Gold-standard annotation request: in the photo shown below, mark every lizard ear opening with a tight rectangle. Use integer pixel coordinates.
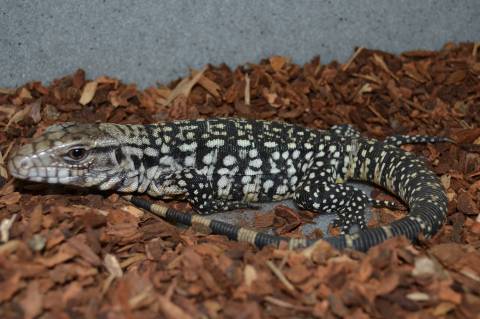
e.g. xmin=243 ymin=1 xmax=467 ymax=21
xmin=114 ymin=147 xmax=125 ymax=164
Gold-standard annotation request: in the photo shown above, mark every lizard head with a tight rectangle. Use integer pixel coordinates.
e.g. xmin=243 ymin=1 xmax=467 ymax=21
xmin=7 ymin=122 xmax=123 ymax=188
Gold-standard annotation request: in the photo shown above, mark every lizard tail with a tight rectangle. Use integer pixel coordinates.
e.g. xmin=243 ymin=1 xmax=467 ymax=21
xmin=125 ymin=195 xmax=308 ymax=249
xmin=324 ymin=139 xmax=448 ymax=251
xmin=125 ymin=140 xmax=448 ymax=252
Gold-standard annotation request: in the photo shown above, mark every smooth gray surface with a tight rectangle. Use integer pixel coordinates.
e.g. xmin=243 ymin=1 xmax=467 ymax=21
xmin=1 ymin=0 xmax=479 ymax=88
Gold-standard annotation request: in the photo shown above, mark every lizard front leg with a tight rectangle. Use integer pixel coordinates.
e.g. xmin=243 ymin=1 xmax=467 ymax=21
xmin=148 ymin=169 xmax=257 ymax=215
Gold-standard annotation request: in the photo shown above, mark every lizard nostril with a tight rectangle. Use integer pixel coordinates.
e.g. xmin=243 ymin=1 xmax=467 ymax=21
xmin=12 ymin=155 xmax=32 ymax=171
xmin=19 ymin=158 xmax=29 ymax=169
xmin=7 ymin=154 xmax=35 ymax=179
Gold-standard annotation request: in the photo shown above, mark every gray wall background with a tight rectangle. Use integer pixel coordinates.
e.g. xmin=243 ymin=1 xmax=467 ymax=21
xmin=1 ymin=0 xmax=479 ymax=88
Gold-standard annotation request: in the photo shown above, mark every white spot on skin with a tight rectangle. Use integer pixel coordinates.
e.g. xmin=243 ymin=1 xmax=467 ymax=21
xmin=242 ymin=176 xmax=252 ymax=184
xmin=223 ymin=155 xmax=236 ymax=166
xmin=249 ymin=149 xmax=258 ymax=158
xmin=206 ymin=139 xmax=224 ymax=148
xmin=243 ymin=183 xmax=260 ymax=200
xmin=203 ymin=152 xmax=214 ymax=165
xmin=272 ymin=152 xmax=280 ymax=160
xmin=217 ymin=168 xmax=231 ymax=175
xmin=287 ymin=166 xmax=296 ymax=176
xmin=249 ymin=158 xmax=262 ymax=168
xmin=245 ymin=168 xmax=260 ymax=175
xmin=184 ymin=155 xmax=195 ymax=166
xmin=289 ymin=176 xmax=298 ymax=186
xmin=237 ymin=140 xmax=251 ymax=147
xmin=146 ymin=167 xmax=158 ymax=179
xmin=238 ymin=149 xmax=248 ymax=159
xmin=159 ymin=156 xmax=175 ymax=167
xmin=276 ymin=185 xmax=288 ymax=195
xmin=217 ymin=176 xmax=230 ymax=188
xmin=264 ymin=141 xmax=277 ymax=148
xmin=270 ymin=167 xmax=281 ymax=174
xmin=161 ymin=144 xmax=170 ymax=154
xmin=144 ymin=147 xmax=159 ymax=157
xmin=178 ymin=180 xmax=187 ymax=187
xmin=179 ymin=142 xmax=198 ymax=152
xmin=263 ymin=180 xmax=274 ymax=192
xmin=316 ymin=161 xmax=324 ymax=167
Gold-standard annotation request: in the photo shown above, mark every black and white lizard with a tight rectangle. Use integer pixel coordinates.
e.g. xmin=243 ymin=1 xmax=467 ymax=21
xmin=7 ymin=118 xmax=450 ymax=251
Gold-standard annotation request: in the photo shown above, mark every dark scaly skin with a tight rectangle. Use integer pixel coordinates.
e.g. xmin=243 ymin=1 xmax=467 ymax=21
xmin=7 ymin=118 xmax=450 ymax=250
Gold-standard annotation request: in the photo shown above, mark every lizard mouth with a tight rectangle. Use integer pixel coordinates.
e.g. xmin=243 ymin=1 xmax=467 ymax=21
xmin=7 ymin=153 xmax=35 ymax=180
xmin=7 ymin=152 xmax=80 ymax=184
xmin=8 ymin=159 xmax=61 ymax=183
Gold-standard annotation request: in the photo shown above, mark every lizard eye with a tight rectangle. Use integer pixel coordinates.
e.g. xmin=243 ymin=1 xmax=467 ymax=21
xmin=66 ymin=147 xmax=88 ymax=161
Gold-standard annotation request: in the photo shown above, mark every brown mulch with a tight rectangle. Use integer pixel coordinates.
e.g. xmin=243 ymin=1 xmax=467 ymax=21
xmin=0 ymin=42 xmax=480 ymax=318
